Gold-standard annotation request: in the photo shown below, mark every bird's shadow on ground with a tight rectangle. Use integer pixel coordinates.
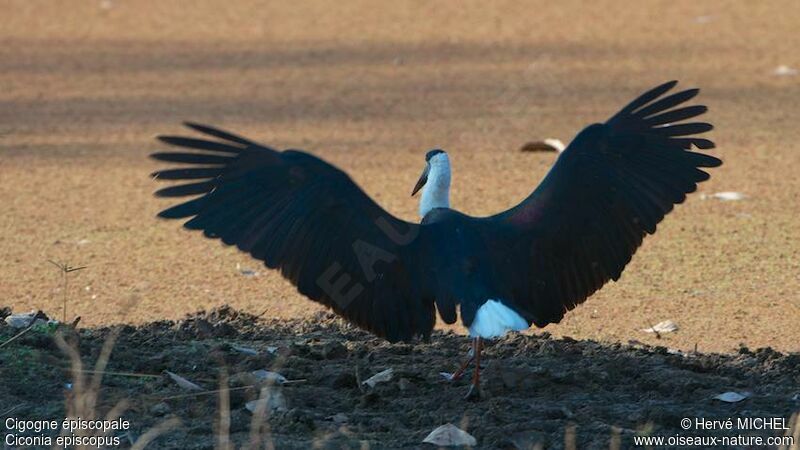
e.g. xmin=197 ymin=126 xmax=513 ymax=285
xmin=0 ymin=306 xmax=797 ymax=449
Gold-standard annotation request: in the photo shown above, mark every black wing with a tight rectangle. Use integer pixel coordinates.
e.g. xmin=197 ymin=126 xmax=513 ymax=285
xmin=151 ymin=123 xmax=436 ymax=342
xmin=490 ymin=81 xmax=721 ymax=326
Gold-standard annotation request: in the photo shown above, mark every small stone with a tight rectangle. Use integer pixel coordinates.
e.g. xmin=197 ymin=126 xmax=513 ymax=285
xmin=245 ymin=388 xmax=287 ymax=413
xmin=4 ymin=311 xmax=51 ymax=329
xmin=641 ymin=320 xmax=679 ymax=334
xmin=509 ymin=430 xmax=548 ymax=450
xmin=165 ymin=371 xmax=204 ymax=391
xmin=701 ymin=191 xmax=746 ymax=201
xmin=519 ymin=138 xmax=565 ymax=153
xmin=237 ymin=263 xmax=259 ymax=276
xmin=150 ymin=402 xmax=171 ymax=416
xmin=231 ymin=345 xmax=258 ymax=356
xmin=774 ymin=65 xmax=798 ymax=76
xmin=251 ymin=370 xmax=288 ymax=385
xmin=713 ymin=391 xmax=750 ymax=403
xmin=423 ymin=424 xmax=477 ymax=447
xmin=362 ymin=368 xmax=393 ymax=388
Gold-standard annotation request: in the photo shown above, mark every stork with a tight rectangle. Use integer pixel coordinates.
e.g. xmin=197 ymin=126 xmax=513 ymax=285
xmin=151 ymin=81 xmax=720 ymax=398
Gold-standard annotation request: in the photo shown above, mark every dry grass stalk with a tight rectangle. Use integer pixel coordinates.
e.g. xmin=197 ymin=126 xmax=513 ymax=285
xmin=54 ymin=328 xmax=180 ymax=449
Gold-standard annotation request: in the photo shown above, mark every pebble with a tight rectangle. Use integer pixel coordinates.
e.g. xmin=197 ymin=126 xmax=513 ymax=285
xmin=150 ymin=402 xmax=171 ymax=416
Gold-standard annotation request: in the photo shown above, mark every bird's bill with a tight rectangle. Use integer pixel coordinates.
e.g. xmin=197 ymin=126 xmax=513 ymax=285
xmin=411 ymin=164 xmax=430 ymax=196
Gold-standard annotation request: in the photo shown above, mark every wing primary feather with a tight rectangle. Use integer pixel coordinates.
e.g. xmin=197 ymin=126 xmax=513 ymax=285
xmin=197 ymin=191 xmax=270 ymax=239
xmin=611 ymin=80 xmax=678 ymax=120
xmin=182 ymin=122 xmax=258 ymax=146
xmin=155 ymin=181 xmax=216 ymax=197
xmin=642 ymin=105 xmax=707 ymax=127
xmin=653 ymin=122 xmax=713 ymax=137
xmin=234 ymin=192 xmax=297 ymax=252
xmin=151 ymin=167 xmax=221 ymax=180
xmin=157 ymin=197 xmax=207 ymax=219
xmin=632 ymin=89 xmax=700 ymax=119
xmin=152 ymin=123 xmax=435 ymax=342
xmin=150 ymin=152 xmax=232 ymax=165
xmin=157 ymin=136 xmax=244 ymax=154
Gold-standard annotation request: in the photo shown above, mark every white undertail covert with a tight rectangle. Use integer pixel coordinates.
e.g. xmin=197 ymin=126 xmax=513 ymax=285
xmin=468 ymin=300 xmax=530 ymax=338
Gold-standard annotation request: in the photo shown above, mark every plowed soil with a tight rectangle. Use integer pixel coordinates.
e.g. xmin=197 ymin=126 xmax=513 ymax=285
xmin=1 ymin=307 xmax=798 ymax=449
xmin=2 ymin=1 xmax=800 ymax=354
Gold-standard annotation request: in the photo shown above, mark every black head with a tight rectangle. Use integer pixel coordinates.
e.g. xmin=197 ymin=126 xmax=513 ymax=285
xmin=413 ymin=149 xmax=447 ymax=196
xmin=425 ymin=149 xmax=445 ymax=162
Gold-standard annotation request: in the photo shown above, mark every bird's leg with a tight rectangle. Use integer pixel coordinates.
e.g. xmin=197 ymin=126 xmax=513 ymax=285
xmin=465 ymin=337 xmax=483 ymax=400
xmin=444 ymin=344 xmax=475 ymax=382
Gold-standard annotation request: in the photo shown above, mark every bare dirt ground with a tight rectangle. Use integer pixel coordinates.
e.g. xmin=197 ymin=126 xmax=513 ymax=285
xmin=1 ymin=2 xmax=799 ymax=356
xmin=5 ymin=3 xmax=800 ymax=447
xmin=1 ymin=307 xmax=798 ymax=449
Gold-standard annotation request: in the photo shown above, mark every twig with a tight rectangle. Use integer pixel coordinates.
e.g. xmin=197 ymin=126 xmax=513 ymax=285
xmin=160 ymin=385 xmax=255 ymax=401
xmin=1 ymin=404 xmax=22 ymax=417
xmin=0 ymin=322 xmax=36 ymax=349
xmin=70 ymin=369 xmax=163 ymax=379
xmin=160 ymin=380 xmax=306 ymax=401
xmin=48 ymin=259 xmax=86 ymax=324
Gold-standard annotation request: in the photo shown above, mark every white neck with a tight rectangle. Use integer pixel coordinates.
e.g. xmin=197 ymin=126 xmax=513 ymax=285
xmin=419 ymin=153 xmax=451 ymax=218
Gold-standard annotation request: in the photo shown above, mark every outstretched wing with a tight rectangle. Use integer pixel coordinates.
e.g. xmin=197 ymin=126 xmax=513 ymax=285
xmin=490 ymin=81 xmax=722 ymax=326
xmin=151 ymin=123 xmax=435 ymax=342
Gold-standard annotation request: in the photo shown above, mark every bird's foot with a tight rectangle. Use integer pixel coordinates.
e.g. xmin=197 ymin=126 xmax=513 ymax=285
xmin=464 ymin=383 xmax=482 ymax=401
xmin=441 ymin=347 xmax=475 ymax=382
xmin=440 ymin=372 xmax=461 ymax=382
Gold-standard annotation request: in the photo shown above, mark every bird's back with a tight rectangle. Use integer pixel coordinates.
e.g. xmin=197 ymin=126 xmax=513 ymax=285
xmin=419 ymin=208 xmax=521 ymax=329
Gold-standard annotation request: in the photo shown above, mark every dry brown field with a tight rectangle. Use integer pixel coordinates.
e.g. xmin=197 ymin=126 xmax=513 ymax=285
xmin=2 ymin=0 xmax=799 ymax=353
